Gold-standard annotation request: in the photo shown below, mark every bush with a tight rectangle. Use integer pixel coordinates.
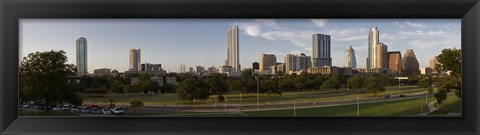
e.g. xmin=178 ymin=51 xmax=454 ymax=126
xmin=217 ymin=95 xmax=225 ymax=102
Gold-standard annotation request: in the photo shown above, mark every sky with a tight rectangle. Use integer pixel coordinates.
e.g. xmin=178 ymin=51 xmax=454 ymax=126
xmin=20 ymin=19 xmax=461 ymax=73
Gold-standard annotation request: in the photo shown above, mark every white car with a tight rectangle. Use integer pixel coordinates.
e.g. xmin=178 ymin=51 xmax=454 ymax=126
xmin=111 ymin=107 xmax=124 ymax=115
xmin=101 ymin=108 xmax=111 ymax=115
xmin=61 ymin=105 xmax=70 ymax=111
xmin=91 ymin=107 xmax=101 ymax=114
xmin=81 ymin=107 xmax=90 ymax=114
xmin=52 ymin=106 xmax=61 ymax=111
xmin=71 ymin=108 xmax=80 ymax=113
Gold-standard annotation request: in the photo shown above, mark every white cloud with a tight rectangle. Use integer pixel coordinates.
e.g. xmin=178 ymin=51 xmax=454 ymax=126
xmin=395 ymin=21 xmax=405 ymax=28
xmin=311 ymin=19 xmax=328 ymax=27
xmin=243 ymin=24 xmax=261 ymax=36
xmin=406 ymin=21 xmax=425 ymax=28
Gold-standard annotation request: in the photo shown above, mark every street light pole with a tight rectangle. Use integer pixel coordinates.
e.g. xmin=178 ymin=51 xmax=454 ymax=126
xmin=357 ymin=97 xmax=359 ymax=117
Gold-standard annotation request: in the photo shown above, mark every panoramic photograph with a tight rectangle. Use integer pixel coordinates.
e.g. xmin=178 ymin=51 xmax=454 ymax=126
xmin=19 ymin=19 xmax=461 ymax=117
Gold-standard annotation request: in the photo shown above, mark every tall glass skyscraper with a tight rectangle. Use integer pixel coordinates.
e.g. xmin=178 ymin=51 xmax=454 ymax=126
xmin=227 ymin=23 xmax=240 ymax=72
xmin=312 ymin=33 xmax=331 ymax=67
xmin=367 ymin=27 xmax=379 ymax=68
xmin=129 ymin=48 xmax=141 ymax=71
xmin=76 ymin=37 xmax=88 ymax=76
xmin=344 ymin=45 xmax=356 ymax=68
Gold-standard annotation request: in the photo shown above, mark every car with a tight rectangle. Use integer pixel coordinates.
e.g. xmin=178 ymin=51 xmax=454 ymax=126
xmin=81 ymin=107 xmax=90 ymax=114
xmin=52 ymin=106 xmax=61 ymax=111
xmin=91 ymin=107 xmax=101 ymax=114
xmin=399 ymin=94 xmax=406 ymax=97
xmin=62 ymin=105 xmax=70 ymax=111
xmin=111 ymin=107 xmax=125 ymax=115
xmin=101 ymin=108 xmax=111 ymax=115
xmin=71 ymin=107 xmax=80 ymax=113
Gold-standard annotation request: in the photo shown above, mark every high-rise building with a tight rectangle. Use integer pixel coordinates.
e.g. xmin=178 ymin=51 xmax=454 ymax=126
xmin=312 ymin=33 xmax=332 ymax=67
xmin=227 ymin=23 xmax=240 ymax=72
xmin=402 ymin=49 xmax=420 ymax=75
xmin=420 ymin=67 xmax=432 ymax=75
xmin=343 ymin=46 xmax=356 ymax=68
xmin=388 ymin=51 xmax=402 ymax=74
xmin=141 ymin=63 xmax=162 ymax=72
xmin=375 ymin=43 xmax=388 ymax=68
xmin=252 ymin=62 xmax=259 ymax=71
xmin=180 ymin=64 xmax=186 ymax=73
xmin=285 ymin=53 xmax=311 ymax=72
xmin=189 ymin=67 xmax=194 ymax=73
xmin=129 ymin=49 xmax=141 ymax=71
xmin=367 ymin=27 xmax=380 ymax=68
xmin=259 ymin=54 xmax=277 ymax=72
xmin=76 ymin=37 xmax=88 ymax=76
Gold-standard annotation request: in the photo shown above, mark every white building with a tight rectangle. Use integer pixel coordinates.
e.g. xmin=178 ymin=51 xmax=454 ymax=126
xmin=344 ymin=45 xmax=357 ymax=68
xmin=227 ymin=23 xmax=240 ymax=72
xmin=166 ymin=76 xmax=177 ymax=84
xmin=129 ymin=48 xmax=141 ymax=71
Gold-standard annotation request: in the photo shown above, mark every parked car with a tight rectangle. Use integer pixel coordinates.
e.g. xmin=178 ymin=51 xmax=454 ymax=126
xmin=399 ymin=94 xmax=406 ymax=98
xmin=101 ymin=108 xmax=111 ymax=115
xmin=62 ymin=105 xmax=70 ymax=111
xmin=111 ymin=107 xmax=125 ymax=115
xmin=81 ymin=107 xmax=90 ymax=114
xmin=52 ymin=106 xmax=61 ymax=111
xmin=71 ymin=107 xmax=80 ymax=113
xmin=91 ymin=107 xmax=101 ymax=114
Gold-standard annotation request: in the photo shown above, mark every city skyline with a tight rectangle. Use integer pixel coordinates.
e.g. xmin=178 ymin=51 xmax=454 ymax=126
xmin=20 ymin=19 xmax=460 ymax=73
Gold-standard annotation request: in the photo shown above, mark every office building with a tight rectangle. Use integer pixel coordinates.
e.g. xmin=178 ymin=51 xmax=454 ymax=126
xmin=141 ymin=63 xmax=162 ymax=72
xmin=189 ymin=67 xmax=194 ymax=74
xmin=430 ymin=57 xmax=438 ymax=72
xmin=227 ymin=23 xmax=240 ymax=72
xmin=93 ymin=68 xmax=110 ymax=76
xmin=76 ymin=37 xmax=88 ymax=76
xmin=180 ymin=64 xmax=186 ymax=73
xmin=252 ymin=62 xmax=260 ymax=71
xmin=367 ymin=27 xmax=380 ymax=68
xmin=420 ymin=67 xmax=432 ymax=75
xmin=285 ymin=53 xmax=311 ymax=72
xmin=402 ymin=49 xmax=420 ymax=75
xmin=343 ymin=45 xmax=356 ymax=68
xmin=308 ymin=66 xmax=353 ymax=76
xmin=388 ymin=51 xmax=402 ymax=74
xmin=312 ymin=33 xmax=332 ymax=67
xmin=129 ymin=48 xmax=141 ymax=71
xmin=375 ymin=43 xmax=388 ymax=68
xmin=259 ymin=54 xmax=277 ymax=72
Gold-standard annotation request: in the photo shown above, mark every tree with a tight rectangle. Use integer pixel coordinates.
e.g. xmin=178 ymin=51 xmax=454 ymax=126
xmin=161 ymin=83 xmax=176 ymax=93
xmin=347 ymin=76 xmax=365 ymax=90
xmin=123 ymin=84 xmax=134 ymax=93
xmin=110 ymin=80 xmax=125 ymax=93
xmin=104 ymin=90 xmax=117 ymax=109
xmin=417 ymin=76 xmax=432 ymax=88
xmin=176 ymin=78 xmax=211 ymax=102
xmin=19 ymin=50 xmax=81 ymax=110
xmin=321 ymin=74 xmax=341 ymax=92
xmin=129 ymin=98 xmax=144 ymax=114
xmin=139 ymin=80 xmax=160 ymax=93
xmin=365 ymin=77 xmax=386 ymax=96
xmin=434 ymin=48 xmax=462 ymax=103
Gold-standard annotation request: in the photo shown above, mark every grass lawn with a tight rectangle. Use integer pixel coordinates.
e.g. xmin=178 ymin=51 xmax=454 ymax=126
xmin=429 ymin=93 xmax=462 ymax=115
xmin=20 ymin=109 xmax=80 ymax=116
xmin=83 ymin=86 xmax=427 ymax=106
xmin=244 ymin=96 xmax=437 ymax=117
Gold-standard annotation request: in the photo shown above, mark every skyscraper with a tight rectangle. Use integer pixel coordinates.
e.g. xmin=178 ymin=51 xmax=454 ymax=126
xmin=402 ymin=49 xmax=420 ymax=75
xmin=429 ymin=57 xmax=438 ymax=72
xmin=180 ymin=64 xmax=186 ymax=73
xmin=227 ymin=23 xmax=240 ymax=72
xmin=367 ymin=27 xmax=380 ymax=68
xmin=312 ymin=33 xmax=332 ymax=67
xmin=388 ymin=51 xmax=402 ymax=74
xmin=375 ymin=43 xmax=388 ymax=68
xmin=343 ymin=46 xmax=356 ymax=68
xmin=252 ymin=62 xmax=259 ymax=71
xmin=260 ymin=54 xmax=277 ymax=72
xmin=285 ymin=53 xmax=311 ymax=72
xmin=76 ymin=37 xmax=88 ymax=76
xmin=129 ymin=49 xmax=141 ymax=71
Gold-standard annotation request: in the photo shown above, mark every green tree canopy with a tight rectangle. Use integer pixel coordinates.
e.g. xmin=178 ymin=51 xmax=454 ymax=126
xmin=365 ymin=77 xmax=386 ymax=96
xmin=19 ymin=50 xmax=81 ymax=109
xmin=176 ymin=78 xmax=211 ymax=102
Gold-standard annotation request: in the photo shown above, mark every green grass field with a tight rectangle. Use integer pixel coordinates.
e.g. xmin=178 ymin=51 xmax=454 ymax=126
xmin=19 ymin=109 xmax=80 ymax=116
xmin=83 ymin=86 xmax=427 ymax=106
xmin=244 ymin=92 xmax=461 ymax=117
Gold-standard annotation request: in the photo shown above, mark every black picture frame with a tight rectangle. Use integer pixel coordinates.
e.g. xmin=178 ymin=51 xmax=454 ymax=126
xmin=1 ymin=0 xmax=479 ymax=134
